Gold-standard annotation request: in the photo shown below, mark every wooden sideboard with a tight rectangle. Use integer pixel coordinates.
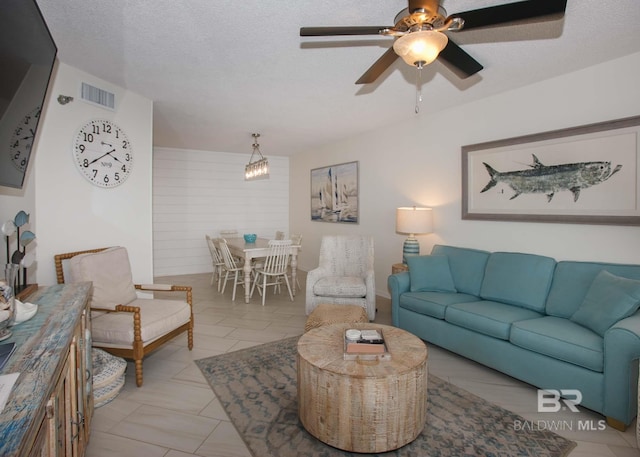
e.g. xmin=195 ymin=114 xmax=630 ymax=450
xmin=0 ymin=283 xmax=93 ymax=457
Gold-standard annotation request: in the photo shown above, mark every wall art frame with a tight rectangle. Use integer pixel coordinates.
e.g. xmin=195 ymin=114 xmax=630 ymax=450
xmin=462 ymin=115 xmax=640 ymax=226
xmin=310 ymin=161 xmax=359 ymax=224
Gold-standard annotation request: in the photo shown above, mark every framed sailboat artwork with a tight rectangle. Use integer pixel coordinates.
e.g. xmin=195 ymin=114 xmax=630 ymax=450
xmin=311 ymin=161 xmax=359 ymax=223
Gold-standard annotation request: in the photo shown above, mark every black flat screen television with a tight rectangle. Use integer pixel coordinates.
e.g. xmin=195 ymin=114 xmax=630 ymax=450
xmin=0 ymin=0 xmax=57 ymax=189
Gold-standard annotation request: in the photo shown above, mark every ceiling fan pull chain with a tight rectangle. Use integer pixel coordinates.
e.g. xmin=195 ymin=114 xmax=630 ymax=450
xmin=415 ymin=64 xmax=423 ymax=114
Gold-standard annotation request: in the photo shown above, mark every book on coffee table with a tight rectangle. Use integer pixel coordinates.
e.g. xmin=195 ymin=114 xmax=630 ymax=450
xmin=343 ymin=329 xmax=391 ymax=361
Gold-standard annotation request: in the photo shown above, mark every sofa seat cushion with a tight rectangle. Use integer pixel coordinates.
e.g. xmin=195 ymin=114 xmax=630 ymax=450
xmin=92 ymin=298 xmax=191 ymax=346
xmin=510 ymin=317 xmax=603 ymax=372
xmin=399 ymin=292 xmax=480 ymax=320
xmin=445 ymin=300 xmax=543 ymax=340
xmin=313 ymin=276 xmax=366 ymax=298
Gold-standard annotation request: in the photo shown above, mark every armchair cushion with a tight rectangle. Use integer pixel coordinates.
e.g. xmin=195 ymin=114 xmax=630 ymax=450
xmin=69 ymin=247 xmax=138 ymax=310
xmin=313 ymin=276 xmax=366 ymax=298
xmin=92 ymin=298 xmax=191 ymax=346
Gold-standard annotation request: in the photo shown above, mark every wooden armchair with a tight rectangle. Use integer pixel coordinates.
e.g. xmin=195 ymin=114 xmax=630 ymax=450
xmin=54 ymin=246 xmax=193 ymax=387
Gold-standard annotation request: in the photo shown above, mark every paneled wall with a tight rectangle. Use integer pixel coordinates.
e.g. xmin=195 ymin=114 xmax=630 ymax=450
xmin=152 ymin=147 xmax=289 ymax=276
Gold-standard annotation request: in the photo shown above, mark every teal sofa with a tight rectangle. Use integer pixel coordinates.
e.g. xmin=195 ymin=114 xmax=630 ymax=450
xmin=388 ymin=244 xmax=640 ymax=430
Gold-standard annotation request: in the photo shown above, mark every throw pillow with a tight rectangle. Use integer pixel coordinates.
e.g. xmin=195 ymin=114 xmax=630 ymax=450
xmin=407 ymin=255 xmax=457 ymax=293
xmin=571 ymin=270 xmax=640 ymax=336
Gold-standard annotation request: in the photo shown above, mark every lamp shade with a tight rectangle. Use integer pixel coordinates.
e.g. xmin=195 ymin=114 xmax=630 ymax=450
xmin=396 ymin=207 xmax=433 ymax=235
xmin=392 ymin=30 xmax=448 ymax=67
xmin=396 ymin=207 xmax=433 ymax=264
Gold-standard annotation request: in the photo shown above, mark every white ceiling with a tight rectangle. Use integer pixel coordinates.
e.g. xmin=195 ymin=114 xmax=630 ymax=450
xmin=36 ymin=0 xmax=640 ymax=156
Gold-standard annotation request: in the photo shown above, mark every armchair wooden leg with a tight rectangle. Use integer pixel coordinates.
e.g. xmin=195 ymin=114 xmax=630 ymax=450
xmin=135 ymin=359 xmax=143 ymax=387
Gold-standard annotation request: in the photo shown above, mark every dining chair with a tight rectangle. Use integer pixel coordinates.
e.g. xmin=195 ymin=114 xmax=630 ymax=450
xmin=288 ymin=234 xmax=303 ymax=291
xmin=205 ymin=235 xmax=225 ymax=292
xmin=218 ymin=238 xmax=249 ymax=301
xmin=251 ymin=239 xmax=294 ymax=306
xmin=54 ymin=246 xmax=194 ymax=387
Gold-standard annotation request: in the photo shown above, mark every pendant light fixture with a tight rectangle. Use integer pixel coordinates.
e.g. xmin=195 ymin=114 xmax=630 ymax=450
xmin=245 ymin=133 xmax=269 ymax=181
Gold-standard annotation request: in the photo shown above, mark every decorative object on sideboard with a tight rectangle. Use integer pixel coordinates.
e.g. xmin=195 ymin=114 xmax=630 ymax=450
xmin=396 ymin=206 xmax=433 ymax=264
xmin=0 ymin=281 xmax=15 ymax=341
xmin=245 ymin=133 xmax=269 ymax=181
xmin=2 ymin=210 xmax=36 ymax=294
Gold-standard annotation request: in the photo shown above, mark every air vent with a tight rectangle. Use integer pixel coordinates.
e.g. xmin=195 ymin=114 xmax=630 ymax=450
xmin=80 ymin=82 xmax=115 ymax=110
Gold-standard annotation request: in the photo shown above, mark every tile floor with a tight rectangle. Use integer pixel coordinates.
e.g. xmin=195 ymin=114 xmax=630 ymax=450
xmin=86 ymin=272 xmax=639 ymax=457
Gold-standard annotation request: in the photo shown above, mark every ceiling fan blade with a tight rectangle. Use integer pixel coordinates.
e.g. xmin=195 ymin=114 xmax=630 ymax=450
xmin=437 ymin=39 xmax=483 ymax=79
xmin=355 ymin=47 xmax=399 ymax=84
xmin=300 ymin=26 xmax=389 ymax=37
xmin=450 ymin=0 xmax=567 ymax=30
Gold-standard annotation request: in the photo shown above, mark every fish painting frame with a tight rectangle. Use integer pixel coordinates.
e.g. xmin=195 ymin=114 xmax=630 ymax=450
xmin=462 ymin=116 xmax=640 ymax=226
xmin=310 ymin=161 xmax=359 ymax=224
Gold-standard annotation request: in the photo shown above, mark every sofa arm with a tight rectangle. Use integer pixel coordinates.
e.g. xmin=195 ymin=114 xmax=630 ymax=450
xmin=388 ymin=272 xmax=410 ymax=327
xmin=603 ymin=311 xmax=640 ymax=425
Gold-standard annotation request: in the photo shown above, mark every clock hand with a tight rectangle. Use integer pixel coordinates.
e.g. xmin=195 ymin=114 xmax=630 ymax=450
xmin=87 ymin=149 xmax=116 ymax=165
xmin=101 ymin=141 xmax=113 ymax=147
xmin=105 ymin=151 xmax=123 ymax=163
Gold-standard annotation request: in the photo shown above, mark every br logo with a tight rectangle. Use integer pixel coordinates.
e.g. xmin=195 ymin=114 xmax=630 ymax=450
xmin=537 ymin=389 xmax=582 ymax=413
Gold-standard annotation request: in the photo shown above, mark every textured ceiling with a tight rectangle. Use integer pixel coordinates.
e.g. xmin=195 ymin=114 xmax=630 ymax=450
xmin=36 ymin=0 xmax=640 ymax=156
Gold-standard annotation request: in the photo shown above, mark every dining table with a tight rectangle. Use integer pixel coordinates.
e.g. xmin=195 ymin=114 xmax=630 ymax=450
xmin=224 ymin=237 xmax=302 ymax=304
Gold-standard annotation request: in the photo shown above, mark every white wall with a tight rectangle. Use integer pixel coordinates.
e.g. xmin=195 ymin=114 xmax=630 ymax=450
xmin=290 ymin=52 xmax=640 ymax=299
xmin=153 ymin=147 xmax=289 ymax=276
xmin=31 ymin=62 xmax=154 ymax=286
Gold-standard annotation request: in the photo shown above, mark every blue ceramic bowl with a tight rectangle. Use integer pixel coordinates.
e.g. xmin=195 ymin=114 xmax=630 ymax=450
xmin=243 ymin=234 xmax=257 ymax=243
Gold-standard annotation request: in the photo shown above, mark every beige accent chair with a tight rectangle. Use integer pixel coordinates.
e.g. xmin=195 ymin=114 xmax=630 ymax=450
xmin=54 ymin=246 xmax=193 ymax=387
xmin=305 ymin=235 xmax=375 ymax=320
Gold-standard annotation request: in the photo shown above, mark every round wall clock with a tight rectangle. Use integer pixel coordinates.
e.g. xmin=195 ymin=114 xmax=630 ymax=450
xmin=72 ymin=119 xmax=133 ymax=188
xmin=9 ymin=107 xmax=41 ymax=172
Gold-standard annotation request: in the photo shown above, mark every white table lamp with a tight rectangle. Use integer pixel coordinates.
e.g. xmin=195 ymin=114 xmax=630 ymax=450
xmin=396 ymin=207 xmax=433 ymax=264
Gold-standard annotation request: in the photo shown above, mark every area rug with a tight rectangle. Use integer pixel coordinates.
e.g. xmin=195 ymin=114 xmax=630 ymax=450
xmin=196 ymin=336 xmax=576 ymax=457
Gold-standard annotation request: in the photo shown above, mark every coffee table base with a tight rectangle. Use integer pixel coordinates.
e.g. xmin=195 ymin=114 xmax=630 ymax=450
xmin=297 ymin=323 xmax=428 ymax=453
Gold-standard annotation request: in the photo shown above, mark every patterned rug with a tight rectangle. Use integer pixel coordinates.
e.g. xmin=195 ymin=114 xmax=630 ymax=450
xmin=196 ymin=336 xmax=576 ymax=457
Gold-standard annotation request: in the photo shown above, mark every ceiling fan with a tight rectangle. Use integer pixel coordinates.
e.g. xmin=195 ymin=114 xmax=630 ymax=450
xmin=300 ymin=0 xmax=568 ymax=84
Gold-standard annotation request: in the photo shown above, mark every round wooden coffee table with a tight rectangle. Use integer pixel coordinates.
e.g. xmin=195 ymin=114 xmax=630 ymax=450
xmin=297 ymin=323 xmax=428 ymax=453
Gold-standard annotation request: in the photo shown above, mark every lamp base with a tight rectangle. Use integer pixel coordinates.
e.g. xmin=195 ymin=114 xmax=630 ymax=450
xmin=402 ymin=238 xmax=420 ymax=264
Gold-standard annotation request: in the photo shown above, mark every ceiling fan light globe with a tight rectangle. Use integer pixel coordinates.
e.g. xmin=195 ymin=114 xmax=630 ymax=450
xmin=393 ymin=30 xmax=448 ymax=67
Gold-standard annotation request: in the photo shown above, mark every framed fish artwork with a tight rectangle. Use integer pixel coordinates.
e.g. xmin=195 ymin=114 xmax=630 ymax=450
xmin=310 ymin=161 xmax=359 ymax=223
xmin=462 ymin=115 xmax=640 ymax=226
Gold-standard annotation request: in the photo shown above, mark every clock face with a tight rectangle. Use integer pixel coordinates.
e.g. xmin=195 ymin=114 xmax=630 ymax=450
xmin=10 ymin=107 xmax=41 ymax=172
xmin=72 ymin=119 xmax=133 ymax=188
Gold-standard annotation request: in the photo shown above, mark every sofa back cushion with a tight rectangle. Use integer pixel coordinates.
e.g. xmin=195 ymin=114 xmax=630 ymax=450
xmin=430 ymin=245 xmax=490 ymax=296
xmin=406 ymin=255 xmax=457 ymax=293
xmin=546 ymin=261 xmax=640 ymax=318
xmin=480 ymin=252 xmax=556 ymax=312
